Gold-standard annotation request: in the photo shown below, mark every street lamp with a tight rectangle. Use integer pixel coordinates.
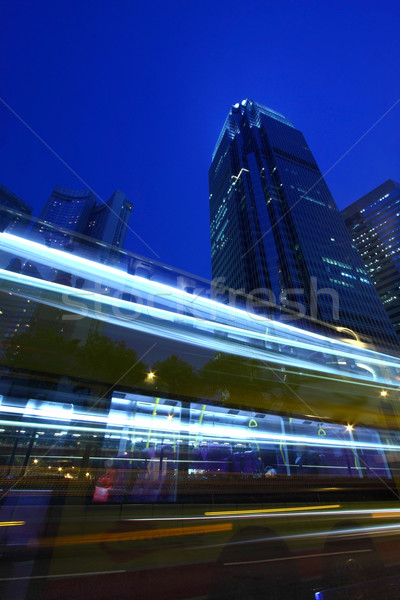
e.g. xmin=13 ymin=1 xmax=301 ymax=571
xmin=335 ymin=327 xmax=361 ymax=342
xmin=145 ymin=371 xmax=156 ymax=383
xmin=335 ymin=326 xmax=369 ymax=348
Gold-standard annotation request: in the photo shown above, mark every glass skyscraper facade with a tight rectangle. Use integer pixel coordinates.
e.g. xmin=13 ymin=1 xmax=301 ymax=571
xmin=33 ymin=185 xmax=132 ymax=250
xmin=342 ymin=180 xmax=400 ymax=337
xmin=209 ymin=99 xmax=398 ymax=348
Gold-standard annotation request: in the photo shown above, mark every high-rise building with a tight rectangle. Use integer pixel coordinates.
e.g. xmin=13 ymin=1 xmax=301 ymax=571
xmin=0 ymin=183 xmax=32 ymax=235
xmin=342 ymin=180 xmax=400 ymax=337
xmin=85 ymin=189 xmax=132 ymax=248
xmin=0 ymin=186 xmax=35 ymax=342
xmin=209 ymin=99 xmax=397 ymax=348
xmin=32 ymin=185 xmax=132 ymax=249
xmin=0 ymin=184 xmax=132 ymax=344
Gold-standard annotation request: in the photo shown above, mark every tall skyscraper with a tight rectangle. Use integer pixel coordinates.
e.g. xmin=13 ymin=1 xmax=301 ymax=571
xmin=85 ymin=189 xmax=132 ymax=248
xmin=342 ymin=180 xmax=400 ymax=337
xmin=0 ymin=183 xmax=32 ymax=235
xmin=209 ymin=99 xmax=397 ymax=348
xmin=0 ymin=184 xmax=132 ymax=344
xmin=33 ymin=185 xmax=132 ymax=249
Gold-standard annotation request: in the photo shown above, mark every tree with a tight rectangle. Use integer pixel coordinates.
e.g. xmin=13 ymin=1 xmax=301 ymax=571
xmin=75 ymin=332 xmax=147 ymax=389
xmin=151 ymin=355 xmax=199 ymax=397
xmin=3 ymin=327 xmax=79 ymax=376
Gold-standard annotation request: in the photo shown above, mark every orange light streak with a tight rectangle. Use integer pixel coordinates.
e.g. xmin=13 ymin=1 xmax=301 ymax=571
xmin=37 ymin=522 xmax=232 ymax=547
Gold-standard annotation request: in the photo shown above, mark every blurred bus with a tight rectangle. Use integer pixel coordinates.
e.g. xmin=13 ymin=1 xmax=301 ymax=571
xmin=1 ymin=227 xmax=400 ymax=599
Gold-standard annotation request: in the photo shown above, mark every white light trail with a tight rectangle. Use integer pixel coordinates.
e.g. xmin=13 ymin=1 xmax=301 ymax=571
xmin=2 ymin=400 xmax=400 ymax=453
xmin=1 ymin=232 xmax=400 ymax=385
xmin=1 ymin=266 xmax=400 ymax=388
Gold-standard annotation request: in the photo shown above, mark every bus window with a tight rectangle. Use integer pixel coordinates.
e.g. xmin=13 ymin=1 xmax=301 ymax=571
xmin=355 ymin=427 xmax=392 ymax=479
xmin=98 ymin=394 xmax=182 ymax=503
xmin=287 ymin=418 xmax=365 ymax=478
xmin=188 ymin=402 xmax=284 ymax=476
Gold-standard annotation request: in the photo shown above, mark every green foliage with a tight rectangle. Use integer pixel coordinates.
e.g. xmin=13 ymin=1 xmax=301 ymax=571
xmin=3 ymin=328 xmax=147 ymax=390
xmin=2 ymin=327 xmax=79 ymax=376
xmin=152 ymin=354 xmax=199 ymax=396
xmin=200 ymin=354 xmax=259 ymax=394
xmin=75 ymin=332 xmax=147 ymax=387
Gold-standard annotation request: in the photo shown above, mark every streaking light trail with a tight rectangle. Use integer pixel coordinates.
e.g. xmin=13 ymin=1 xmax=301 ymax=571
xmin=1 ymin=395 xmax=400 ymax=452
xmin=1 ymin=233 xmax=400 ymax=387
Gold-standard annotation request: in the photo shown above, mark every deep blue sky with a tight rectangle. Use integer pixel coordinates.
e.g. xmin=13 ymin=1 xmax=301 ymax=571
xmin=1 ymin=0 xmax=399 ymax=279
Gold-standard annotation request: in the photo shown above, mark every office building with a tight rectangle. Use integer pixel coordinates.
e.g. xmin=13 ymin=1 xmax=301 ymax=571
xmin=0 ymin=186 xmax=34 ymax=342
xmin=0 ymin=183 xmax=32 ymax=235
xmin=32 ymin=185 xmax=132 ymax=250
xmin=342 ymin=180 xmax=400 ymax=337
xmin=209 ymin=99 xmax=397 ymax=348
xmin=0 ymin=184 xmax=132 ymax=344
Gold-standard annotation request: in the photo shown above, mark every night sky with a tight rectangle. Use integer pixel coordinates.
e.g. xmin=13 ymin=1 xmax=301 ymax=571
xmin=1 ymin=0 xmax=399 ymax=280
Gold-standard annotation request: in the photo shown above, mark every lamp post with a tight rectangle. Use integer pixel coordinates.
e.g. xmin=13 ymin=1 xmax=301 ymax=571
xmin=145 ymin=371 xmax=156 ymax=383
xmin=335 ymin=326 xmax=362 ymax=343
